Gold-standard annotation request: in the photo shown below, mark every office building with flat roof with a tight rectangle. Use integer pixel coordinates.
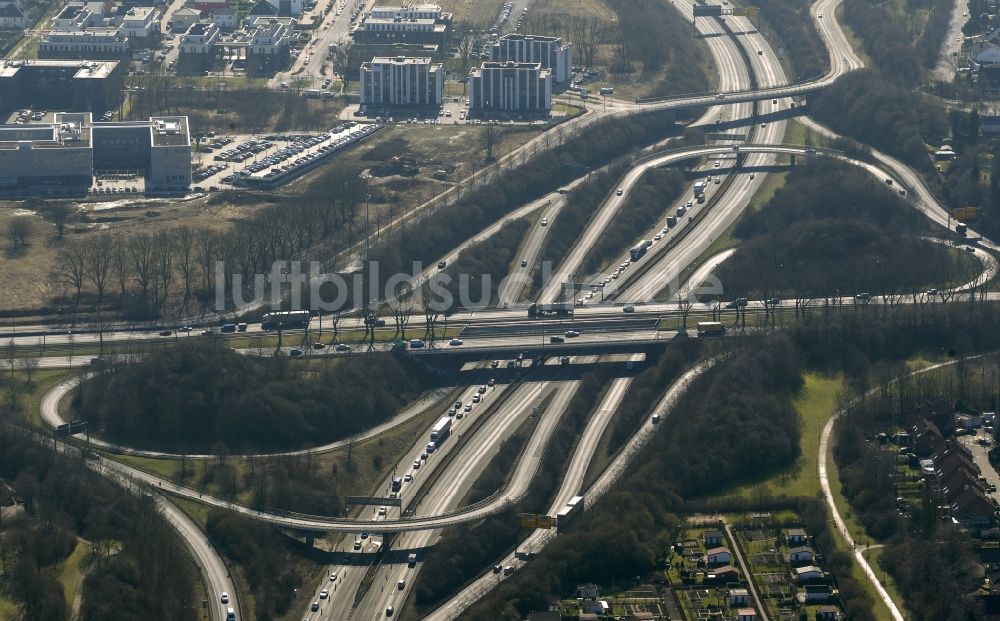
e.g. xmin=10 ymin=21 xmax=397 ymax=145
xmin=0 ymin=112 xmax=191 ymax=193
xmin=351 ymin=3 xmax=452 ymax=45
xmin=491 ymin=33 xmax=572 ymax=83
xmin=39 ymin=28 xmax=129 ymax=59
xmin=467 ymin=61 xmax=551 ymax=113
xmin=0 ymin=59 xmax=125 ymax=113
xmin=360 ymin=55 xmax=443 ymax=107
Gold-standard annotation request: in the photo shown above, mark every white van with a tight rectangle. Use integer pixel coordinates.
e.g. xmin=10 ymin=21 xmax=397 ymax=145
xmin=226 ymin=608 xmax=236 ymax=621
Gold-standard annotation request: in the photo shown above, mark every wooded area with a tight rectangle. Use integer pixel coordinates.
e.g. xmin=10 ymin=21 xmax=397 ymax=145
xmin=73 ymin=343 xmax=430 ymax=452
xmin=715 ymin=159 xmax=975 ymax=298
xmin=812 ymin=72 xmax=946 ymax=171
xmin=0 ymin=428 xmax=197 ymax=621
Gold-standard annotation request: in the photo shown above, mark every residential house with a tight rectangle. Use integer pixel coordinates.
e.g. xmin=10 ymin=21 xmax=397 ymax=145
xmin=795 ymin=566 xmax=824 ymax=584
xmin=910 ymin=400 xmax=954 ymax=435
xmin=706 ymin=547 xmax=732 ymax=567
xmin=911 ymin=418 xmax=944 ymax=457
xmin=729 ymin=588 xmax=750 ymax=607
xmin=787 ymin=546 xmax=816 ymax=565
xmin=786 ymin=528 xmax=808 ymax=546
xmin=211 ymin=8 xmax=237 ymax=29
xmin=803 ymin=584 xmax=833 ymax=603
xmin=247 ymin=0 xmax=277 ymax=17
xmin=816 ymin=605 xmax=840 ymax=621
xmin=951 ymin=486 xmax=997 ymax=528
xmin=737 ymin=609 xmax=757 ymax=621
xmin=168 ymin=7 xmax=201 ymax=31
xmin=706 ymin=565 xmax=740 ymax=584
xmin=0 ymin=3 xmax=26 ymax=30
xmin=704 ymin=530 xmax=725 ymax=547
xmin=973 ymin=41 xmax=1000 ymax=66
xmin=940 ymin=465 xmax=986 ymax=503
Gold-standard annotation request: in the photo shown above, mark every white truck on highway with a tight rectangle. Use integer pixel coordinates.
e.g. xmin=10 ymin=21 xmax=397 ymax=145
xmin=693 ymin=181 xmax=706 ymax=196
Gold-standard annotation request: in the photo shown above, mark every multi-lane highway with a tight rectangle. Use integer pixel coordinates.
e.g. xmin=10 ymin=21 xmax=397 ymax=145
xmin=15 ymin=0 xmax=969 ymax=619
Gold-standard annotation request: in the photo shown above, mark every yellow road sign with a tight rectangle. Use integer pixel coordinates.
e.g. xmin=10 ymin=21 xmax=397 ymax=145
xmin=519 ymin=513 xmax=554 ymax=529
xmin=953 ymin=207 xmax=977 ymax=221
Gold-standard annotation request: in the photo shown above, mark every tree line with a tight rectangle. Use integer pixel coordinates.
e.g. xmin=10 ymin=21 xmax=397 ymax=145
xmin=72 ymin=342 xmax=430 ymax=453
xmin=755 ymin=0 xmax=828 ymax=80
xmin=0 ymin=427 xmax=198 ymax=621
xmin=47 ymin=164 xmax=370 ymax=322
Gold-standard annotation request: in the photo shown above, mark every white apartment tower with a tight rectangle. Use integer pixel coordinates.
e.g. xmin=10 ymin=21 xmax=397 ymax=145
xmin=360 ymin=55 xmax=444 ymax=106
xmin=467 ymin=61 xmax=551 ymax=113
xmin=490 ymin=33 xmax=572 ymax=83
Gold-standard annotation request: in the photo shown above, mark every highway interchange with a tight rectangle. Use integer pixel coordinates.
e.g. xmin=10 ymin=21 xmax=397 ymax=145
xmin=8 ymin=0 xmax=986 ymax=618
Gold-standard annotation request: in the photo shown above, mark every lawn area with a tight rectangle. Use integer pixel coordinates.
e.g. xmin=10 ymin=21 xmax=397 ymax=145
xmin=57 ymin=539 xmax=91 ymax=613
xmin=113 ymin=454 xmax=182 ymax=481
xmin=731 ymin=373 xmax=843 ymax=498
xmin=747 ymin=167 xmax=789 ymax=212
xmin=784 ymin=118 xmax=829 ymax=148
xmin=0 ymin=595 xmax=18 ymax=618
xmin=167 ymin=494 xmax=213 ymax=530
xmin=22 ymin=369 xmax=70 ymax=429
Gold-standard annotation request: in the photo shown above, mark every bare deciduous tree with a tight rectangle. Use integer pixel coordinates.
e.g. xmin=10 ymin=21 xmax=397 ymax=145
xmin=6 ymin=216 xmax=32 ymax=250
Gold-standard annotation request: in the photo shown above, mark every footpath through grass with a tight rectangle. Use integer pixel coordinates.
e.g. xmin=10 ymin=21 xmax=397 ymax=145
xmin=57 ymin=539 xmax=91 ymax=613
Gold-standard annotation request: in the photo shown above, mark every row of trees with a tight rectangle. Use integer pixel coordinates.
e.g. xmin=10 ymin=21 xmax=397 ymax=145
xmin=755 ymin=0 xmax=829 ymax=80
xmin=49 ymin=164 xmax=370 ymax=322
xmin=580 ymin=167 xmax=686 ymax=274
xmin=0 ymin=427 xmax=198 ymax=620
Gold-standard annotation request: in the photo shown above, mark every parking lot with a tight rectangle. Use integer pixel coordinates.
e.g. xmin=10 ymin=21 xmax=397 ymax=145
xmin=188 ymin=122 xmax=381 ymax=190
